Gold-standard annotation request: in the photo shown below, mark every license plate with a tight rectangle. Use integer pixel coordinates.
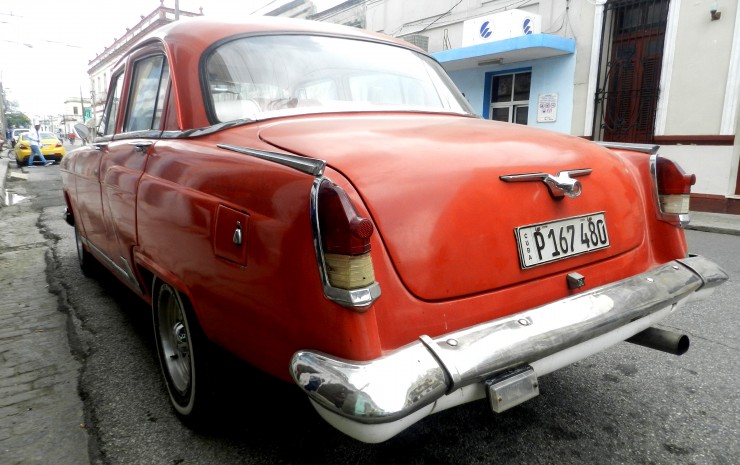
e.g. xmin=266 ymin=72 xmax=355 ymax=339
xmin=515 ymin=212 xmax=609 ymax=269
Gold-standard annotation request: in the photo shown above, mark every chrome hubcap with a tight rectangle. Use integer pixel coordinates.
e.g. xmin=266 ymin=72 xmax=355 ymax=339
xmin=158 ymin=288 xmax=191 ymax=395
xmin=172 ymin=322 xmax=189 ymax=358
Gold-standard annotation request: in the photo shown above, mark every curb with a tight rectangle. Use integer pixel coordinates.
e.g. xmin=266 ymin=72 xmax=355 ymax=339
xmin=686 ymin=211 xmax=740 ymax=236
xmin=685 ymin=224 xmax=740 ymax=236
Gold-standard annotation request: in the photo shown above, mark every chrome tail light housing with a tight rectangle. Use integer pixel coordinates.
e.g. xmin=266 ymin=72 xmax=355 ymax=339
xmin=651 ymin=154 xmax=696 ymax=226
xmin=311 ymin=177 xmax=381 ymax=309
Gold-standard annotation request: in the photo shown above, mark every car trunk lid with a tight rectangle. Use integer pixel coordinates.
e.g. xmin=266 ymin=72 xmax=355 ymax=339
xmin=258 ymin=113 xmax=645 ymax=300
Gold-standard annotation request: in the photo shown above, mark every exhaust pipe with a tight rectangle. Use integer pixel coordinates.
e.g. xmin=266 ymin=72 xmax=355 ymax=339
xmin=626 ymin=327 xmax=689 ymax=355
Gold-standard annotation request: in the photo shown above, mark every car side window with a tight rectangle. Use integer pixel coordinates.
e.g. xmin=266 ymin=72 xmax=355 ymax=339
xmin=124 ymin=55 xmax=170 ymax=132
xmin=100 ymin=73 xmax=124 ymax=137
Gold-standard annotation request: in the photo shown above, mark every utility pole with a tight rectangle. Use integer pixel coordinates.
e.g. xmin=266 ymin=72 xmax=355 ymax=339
xmin=79 ymin=87 xmax=86 ymax=124
xmin=0 ymin=81 xmax=7 ymax=135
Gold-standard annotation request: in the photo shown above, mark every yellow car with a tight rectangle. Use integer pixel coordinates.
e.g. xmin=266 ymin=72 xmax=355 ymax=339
xmin=14 ymin=132 xmax=66 ymax=166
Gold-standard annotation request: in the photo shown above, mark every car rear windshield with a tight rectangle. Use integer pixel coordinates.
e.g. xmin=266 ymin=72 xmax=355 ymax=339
xmin=206 ymin=34 xmax=475 ymax=122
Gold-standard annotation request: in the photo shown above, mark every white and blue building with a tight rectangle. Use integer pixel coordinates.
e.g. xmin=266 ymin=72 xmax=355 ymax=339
xmin=311 ymin=0 xmax=740 ymax=214
xmin=87 ymin=0 xmax=740 ymax=214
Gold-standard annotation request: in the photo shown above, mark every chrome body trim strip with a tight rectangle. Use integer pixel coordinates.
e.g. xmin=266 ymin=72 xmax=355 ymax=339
xmin=82 ymin=237 xmax=143 ymax=294
xmin=597 ymin=142 xmax=660 ymax=154
xmin=218 ymin=144 xmax=326 ymax=176
xmin=309 ymin=177 xmax=381 ymax=309
xmin=290 ymin=255 xmax=727 ymax=425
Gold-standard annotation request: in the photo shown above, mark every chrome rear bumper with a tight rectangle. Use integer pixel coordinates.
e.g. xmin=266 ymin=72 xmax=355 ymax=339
xmin=290 ymin=255 xmax=727 ymax=439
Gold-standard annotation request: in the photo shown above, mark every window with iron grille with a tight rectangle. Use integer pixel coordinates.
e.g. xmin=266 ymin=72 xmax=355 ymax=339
xmin=593 ymin=0 xmax=670 ymax=143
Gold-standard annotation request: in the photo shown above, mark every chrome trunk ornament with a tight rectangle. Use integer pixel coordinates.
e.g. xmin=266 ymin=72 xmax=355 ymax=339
xmin=500 ymin=169 xmax=592 ymax=198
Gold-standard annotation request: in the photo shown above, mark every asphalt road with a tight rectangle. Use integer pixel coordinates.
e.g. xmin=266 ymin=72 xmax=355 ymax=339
xmin=7 ymin=162 xmax=740 ymax=465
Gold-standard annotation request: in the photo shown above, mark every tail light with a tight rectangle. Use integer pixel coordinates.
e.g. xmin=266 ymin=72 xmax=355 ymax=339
xmin=313 ymin=179 xmax=380 ymax=308
xmin=56 ymin=142 xmax=63 ymax=148
xmin=318 ymin=181 xmax=375 ymax=290
xmin=655 ymin=156 xmax=695 ymax=215
xmin=19 ymin=143 xmax=29 ymax=150
xmin=318 ymin=181 xmax=373 ymax=256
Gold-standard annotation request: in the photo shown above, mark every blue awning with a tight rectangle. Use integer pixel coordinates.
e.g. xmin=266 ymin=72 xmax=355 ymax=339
xmin=433 ymin=34 xmax=575 ymax=71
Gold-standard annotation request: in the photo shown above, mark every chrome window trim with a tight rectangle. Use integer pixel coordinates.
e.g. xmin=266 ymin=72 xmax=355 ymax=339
xmin=310 ymin=177 xmax=381 ymax=309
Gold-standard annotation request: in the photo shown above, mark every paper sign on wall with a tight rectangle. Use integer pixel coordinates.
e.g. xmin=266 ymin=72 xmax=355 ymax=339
xmin=537 ymin=93 xmax=558 ymax=123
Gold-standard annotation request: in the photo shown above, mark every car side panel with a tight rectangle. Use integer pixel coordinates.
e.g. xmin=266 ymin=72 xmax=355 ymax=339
xmin=134 ymin=140 xmax=383 ymax=380
xmin=68 ymin=148 xmax=107 ymax=252
xmin=99 ymin=139 xmax=150 ymax=276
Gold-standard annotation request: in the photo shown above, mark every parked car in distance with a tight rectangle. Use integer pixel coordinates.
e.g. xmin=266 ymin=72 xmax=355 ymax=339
xmin=11 ymin=128 xmax=28 ymax=148
xmin=14 ymin=132 xmax=66 ymax=166
xmin=61 ymin=17 xmax=728 ymax=443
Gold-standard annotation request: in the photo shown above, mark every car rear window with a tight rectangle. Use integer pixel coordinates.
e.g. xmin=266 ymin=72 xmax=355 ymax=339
xmin=205 ymin=34 xmax=474 ymax=122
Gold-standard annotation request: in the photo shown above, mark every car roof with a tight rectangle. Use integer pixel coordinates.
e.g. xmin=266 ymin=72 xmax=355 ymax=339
xmin=126 ymin=16 xmax=426 ymax=130
xmin=153 ymin=16 xmax=416 ymax=50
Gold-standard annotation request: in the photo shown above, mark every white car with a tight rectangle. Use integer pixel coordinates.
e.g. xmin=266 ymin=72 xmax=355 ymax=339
xmin=11 ymin=128 xmax=29 ymax=148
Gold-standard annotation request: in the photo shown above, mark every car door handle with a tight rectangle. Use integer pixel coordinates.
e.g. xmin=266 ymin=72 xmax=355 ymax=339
xmin=92 ymin=142 xmax=109 ymax=151
xmin=127 ymin=141 xmax=153 ymax=153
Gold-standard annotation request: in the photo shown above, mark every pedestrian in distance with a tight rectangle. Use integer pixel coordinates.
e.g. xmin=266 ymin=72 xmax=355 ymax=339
xmin=27 ymin=124 xmax=54 ymax=167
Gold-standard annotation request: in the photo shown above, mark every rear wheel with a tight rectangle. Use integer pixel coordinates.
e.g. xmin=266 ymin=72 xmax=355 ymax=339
xmin=153 ymin=282 xmax=213 ymax=421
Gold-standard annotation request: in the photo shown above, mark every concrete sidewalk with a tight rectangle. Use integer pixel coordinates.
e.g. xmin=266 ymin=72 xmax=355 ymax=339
xmin=685 ymin=210 xmax=740 ymax=236
xmin=0 ymin=157 xmax=90 ymax=465
xmin=1 ymin=156 xmax=7 ymax=203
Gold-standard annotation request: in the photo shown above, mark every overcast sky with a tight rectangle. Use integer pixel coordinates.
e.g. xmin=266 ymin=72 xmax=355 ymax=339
xmin=0 ymin=0 xmax=342 ymax=122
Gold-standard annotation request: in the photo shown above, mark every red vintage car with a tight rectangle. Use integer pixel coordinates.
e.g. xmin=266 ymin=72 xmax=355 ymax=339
xmin=62 ymin=17 xmax=727 ymax=443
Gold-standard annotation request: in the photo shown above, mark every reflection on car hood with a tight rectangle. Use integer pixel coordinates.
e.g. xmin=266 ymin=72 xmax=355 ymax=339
xmin=258 ymin=113 xmax=645 ymax=300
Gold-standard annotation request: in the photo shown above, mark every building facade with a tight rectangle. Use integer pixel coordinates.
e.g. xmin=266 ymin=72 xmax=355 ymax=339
xmin=58 ymin=96 xmax=92 ymax=136
xmin=86 ymin=1 xmax=203 ymax=128
xmin=84 ymin=0 xmax=740 ymax=214
xmin=309 ymin=0 xmax=740 ymax=214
